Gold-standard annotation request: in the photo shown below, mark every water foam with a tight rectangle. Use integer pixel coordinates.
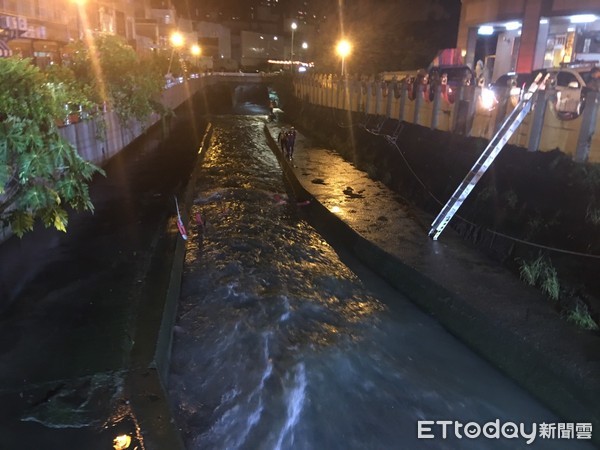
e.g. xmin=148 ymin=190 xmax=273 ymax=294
xmin=274 ymin=362 xmax=307 ymax=450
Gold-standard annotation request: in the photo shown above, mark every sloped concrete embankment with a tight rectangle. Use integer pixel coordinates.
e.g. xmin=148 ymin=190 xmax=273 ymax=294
xmin=126 ymin=122 xmax=213 ymax=450
xmin=282 ymin=100 xmax=600 ymax=318
xmin=263 ymin=124 xmax=600 ymax=446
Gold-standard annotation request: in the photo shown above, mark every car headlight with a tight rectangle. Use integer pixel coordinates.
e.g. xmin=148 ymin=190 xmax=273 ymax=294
xmin=510 ymin=86 xmax=521 ymax=97
xmin=480 ymin=88 xmax=497 ymax=110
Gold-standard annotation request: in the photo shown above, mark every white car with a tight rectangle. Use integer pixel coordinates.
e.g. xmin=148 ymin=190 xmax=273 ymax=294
xmin=545 ymin=65 xmax=596 ymax=118
xmin=485 ymin=64 xmax=598 ymax=119
xmin=486 ymin=72 xmax=535 ymax=109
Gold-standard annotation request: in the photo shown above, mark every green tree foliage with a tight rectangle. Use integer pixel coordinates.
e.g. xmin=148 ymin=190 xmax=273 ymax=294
xmin=69 ymin=34 xmax=165 ymax=124
xmin=150 ymin=50 xmax=183 ymax=78
xmin=44 ymin=63 xmax=96 ymax=119
xmin=0 ymin=57 xmax=104 ymax=236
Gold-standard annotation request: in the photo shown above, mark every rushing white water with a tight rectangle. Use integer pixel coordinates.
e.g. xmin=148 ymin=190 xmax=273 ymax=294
xmin=168 ymin=116 xmax=595 ymax=450
xmin=273 ymin=362 xmax=306 ymax=450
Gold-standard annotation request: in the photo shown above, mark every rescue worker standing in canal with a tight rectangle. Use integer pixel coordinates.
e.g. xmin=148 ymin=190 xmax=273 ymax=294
xmin=287 ymin=127 xmax=297 ymax=160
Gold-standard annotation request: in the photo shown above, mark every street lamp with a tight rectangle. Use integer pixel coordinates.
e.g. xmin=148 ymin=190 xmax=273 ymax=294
xmin=336 ymin=39 xmax=351 ymax=76
xmin=171 ymin=31 xmax=184 ymax=48
xmin=71 ymin=0 xmax=86 ymax=40
xmin=301 ymin=42 xmax=308 ymax=67
xmin=191 ymin=44 xmax=201 ymax=71
xmin=290 ymin=22 xmax=297 ymax=70
xmin=167 ymin=31 xmax=184 ymax=76
xmin=192 ymin=44 xmax=202 ymax=65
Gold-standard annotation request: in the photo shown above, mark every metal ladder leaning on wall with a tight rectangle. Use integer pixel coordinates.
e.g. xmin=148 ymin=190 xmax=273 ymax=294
xmin=429 ymin=73 xmax=547 ymax=240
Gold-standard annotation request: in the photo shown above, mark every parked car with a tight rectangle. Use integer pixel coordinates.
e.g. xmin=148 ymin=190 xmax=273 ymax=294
xmin=484 ymin=63 xmax=599 ymax=119
xmin=481 ymin=71 xmax=543 ymax=109
xmin=428 ymin=65 xmax=476 ymax=102
xmin=546 ymin=64 xmax=598 ymax=118
xmin=489 ymin=72 xmax=536 ymax=101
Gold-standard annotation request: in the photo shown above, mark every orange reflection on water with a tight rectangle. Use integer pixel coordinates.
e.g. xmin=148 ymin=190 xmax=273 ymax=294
xmin=113 ymin=434 xmax=131 ymax=449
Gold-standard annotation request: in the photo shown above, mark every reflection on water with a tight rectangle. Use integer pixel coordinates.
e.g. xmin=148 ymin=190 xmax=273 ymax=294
xmin=168 ymin=116 xmax=593 ymax=450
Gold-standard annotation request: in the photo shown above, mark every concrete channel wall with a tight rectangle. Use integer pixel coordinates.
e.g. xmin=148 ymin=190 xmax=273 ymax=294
xmin=58 ymin=78 xmax=205 ymax=166
xmin=57 ymin=72 xmax=276 ymax=166
xmin=0 ymin=79 xmax=199 ymax=247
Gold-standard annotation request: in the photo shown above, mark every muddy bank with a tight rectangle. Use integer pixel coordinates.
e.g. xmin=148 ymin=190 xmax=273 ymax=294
xmin=277 ymin=92 xmax=600 ymax=330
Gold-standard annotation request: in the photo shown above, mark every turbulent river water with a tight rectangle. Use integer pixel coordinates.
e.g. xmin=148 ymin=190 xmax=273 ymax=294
xmin=167 ymin=115 xmax=592 ymax=450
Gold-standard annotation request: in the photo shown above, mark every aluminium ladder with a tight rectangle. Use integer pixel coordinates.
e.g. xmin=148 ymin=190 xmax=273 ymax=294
xmin=428 ymin=73 xmax=546 ymax=240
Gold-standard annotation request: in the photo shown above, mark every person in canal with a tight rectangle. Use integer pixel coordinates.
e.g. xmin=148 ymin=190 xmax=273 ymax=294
xmin=268 ymin=100 xmax=276 ymax=122
xmin=287 ymin=127 xmax=297 ymax=160
xmin=277 ymin=128 xmax=287 ymax=153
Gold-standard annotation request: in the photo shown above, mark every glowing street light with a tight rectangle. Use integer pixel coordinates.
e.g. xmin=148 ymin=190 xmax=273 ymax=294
xmin=191 ymin=44 xmax=201 ymax=69
xmin=336 ymin=39 xmax=351 ymax=76
xmin=167 ymin=31 xmax=184 ymax=75
xmin=302 ymin=42 xmax=308 ymax=50
xmin=170 ymin=31 xmax=184 ymax=48
xmin=290 ymin=22 xmax=297 ymax=69
xmin=71 ymin=0 xmax=86 ymax=40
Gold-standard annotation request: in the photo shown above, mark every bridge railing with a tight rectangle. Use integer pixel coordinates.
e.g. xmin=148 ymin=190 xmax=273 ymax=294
xmin=293 ymin=74 xmax=600 ymax=164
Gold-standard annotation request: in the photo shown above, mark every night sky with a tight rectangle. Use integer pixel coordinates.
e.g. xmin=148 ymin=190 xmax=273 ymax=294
xmin=171 ymin=0 xmax=462 ymax=73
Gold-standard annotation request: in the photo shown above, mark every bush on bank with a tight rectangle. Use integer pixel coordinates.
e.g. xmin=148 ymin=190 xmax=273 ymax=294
xmin=69 ymin=34 xmax=166 ymax=125
xmin=0 ymin=57 xmax=102 ymax=237
xmin=1 ymin=35 xmax=167 ymax=237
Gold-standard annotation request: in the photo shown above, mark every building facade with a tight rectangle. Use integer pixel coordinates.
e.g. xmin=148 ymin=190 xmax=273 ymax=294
xmin=0 ymin=0 xmax=73 ymax=64
xmin=0 ymin=0 xmax=194 ymax=64
xmin=458 ymin=0 xmax=600 ymax=82
xmin=196 ymin=21 xmax=232 ymax=60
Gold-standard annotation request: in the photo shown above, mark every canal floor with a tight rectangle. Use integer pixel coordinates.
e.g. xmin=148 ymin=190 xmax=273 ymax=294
xmin=0 ymin=109 xmax=597 ymax=448
xmin=264 ymin=118 xmax=600 ymax=443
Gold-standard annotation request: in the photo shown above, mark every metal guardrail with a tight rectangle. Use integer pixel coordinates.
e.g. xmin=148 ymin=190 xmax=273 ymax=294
xmin=293 ymin=74 xmax=600 ymax=164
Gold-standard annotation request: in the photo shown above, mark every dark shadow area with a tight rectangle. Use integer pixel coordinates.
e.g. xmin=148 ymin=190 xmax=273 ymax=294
xmin=0 ymin=94 xmax=207 ymax=313
xmin=0 ymin=90 xmax=210 ymax=449
xmin=203 ymin=82 xmax=271 ymax=115
xmin=0 ymin=77 xmax=282 ymax=447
